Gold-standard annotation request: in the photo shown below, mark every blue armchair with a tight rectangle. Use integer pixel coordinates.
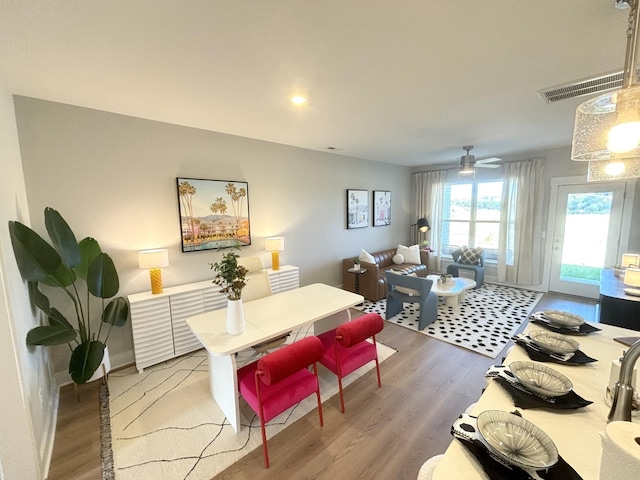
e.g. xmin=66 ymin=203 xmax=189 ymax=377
xmin=446 ymin=247 xmax=485 ymax=288
xmin=385 ymin=271 xmax=438 ymax=330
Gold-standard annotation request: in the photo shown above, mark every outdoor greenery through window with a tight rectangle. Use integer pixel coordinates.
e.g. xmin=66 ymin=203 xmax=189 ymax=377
xmin=560 ymin=192 xmax=614 ymax=283
xmin=441 ymin=181 xmax=504 ymax=261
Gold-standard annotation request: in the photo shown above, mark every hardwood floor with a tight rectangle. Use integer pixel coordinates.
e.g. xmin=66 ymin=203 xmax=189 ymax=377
xmin=47 ymin=292 xmax=597 ymax=480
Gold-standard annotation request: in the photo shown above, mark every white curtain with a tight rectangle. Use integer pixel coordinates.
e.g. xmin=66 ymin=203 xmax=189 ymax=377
xmin=413 ymin=170 xmax=446 ymax=272
xmin=497 ymin=158 xmax=545 ymax=285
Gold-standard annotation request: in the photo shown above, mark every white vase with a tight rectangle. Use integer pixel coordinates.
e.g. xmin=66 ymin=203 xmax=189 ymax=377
xmin=226 ymin=299 xmax=245 ymax=335
xmin=88 ymin=346 xmax=111 ymax=382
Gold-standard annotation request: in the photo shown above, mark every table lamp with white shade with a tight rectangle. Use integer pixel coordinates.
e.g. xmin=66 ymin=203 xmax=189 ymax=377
xmin=138 ymin=248 xmax=169 ymax=294
xmin=264 ymin=237 xmax=284 ymax=271
xmin=624 ymin=267 xmax=640 ymax=296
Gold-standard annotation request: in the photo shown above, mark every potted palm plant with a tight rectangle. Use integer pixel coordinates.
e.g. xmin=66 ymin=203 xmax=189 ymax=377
xmin=8 ymin=207 xmax=129 ymax=384
xmin=210 ymin=247 xmax=249 ymax=335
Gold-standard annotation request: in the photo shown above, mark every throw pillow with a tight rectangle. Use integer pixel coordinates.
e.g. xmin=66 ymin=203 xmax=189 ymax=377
xmin=390 ymin=271 xmax=420 ymax=296
xmin=397 ymin=244 xmax=421 ymax=265
xmin=359 ymin=249 xmax=375 ymax=263
xmin=392 ymin=254 xmax=404 ymax=265
xmin=458 ymin=246 xmax=483 ymax=265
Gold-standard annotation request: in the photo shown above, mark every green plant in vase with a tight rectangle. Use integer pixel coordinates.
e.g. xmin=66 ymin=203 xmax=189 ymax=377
xmin=209 ymin=248 xmax=249 ymax=300
xmin=8 ymin=207 xmax=129 ymax=384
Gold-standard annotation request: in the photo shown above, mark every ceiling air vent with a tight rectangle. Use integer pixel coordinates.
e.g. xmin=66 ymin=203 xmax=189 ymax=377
xmin=538 ymin=71 xmax=623 ymax=103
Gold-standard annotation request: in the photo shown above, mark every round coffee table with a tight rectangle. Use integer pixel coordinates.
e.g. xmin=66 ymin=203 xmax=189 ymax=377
xmin=426 ymin=275 xmax=476 ymax=307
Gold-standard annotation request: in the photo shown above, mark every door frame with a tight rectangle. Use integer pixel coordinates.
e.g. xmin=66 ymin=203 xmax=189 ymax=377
xmin=543 ymin=176 xmax=636 ymax=298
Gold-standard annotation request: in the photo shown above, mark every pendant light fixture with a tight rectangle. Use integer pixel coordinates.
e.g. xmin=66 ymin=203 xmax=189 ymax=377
xmin=571 ymin=0 xmax=640 ymax=181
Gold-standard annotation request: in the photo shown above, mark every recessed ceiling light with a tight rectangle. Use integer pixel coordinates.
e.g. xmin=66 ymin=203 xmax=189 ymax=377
xmin=291 ymin=95 xmax=307 ymax=105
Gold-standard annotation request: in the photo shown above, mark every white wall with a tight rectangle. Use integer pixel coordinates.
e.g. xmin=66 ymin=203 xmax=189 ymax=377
xmin=13 ymin=96 xmax=413 ymax=377
xmin=0 ymin=83 xmax=53 ymax=479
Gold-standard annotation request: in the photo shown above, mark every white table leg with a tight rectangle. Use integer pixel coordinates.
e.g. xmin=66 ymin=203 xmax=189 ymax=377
xmin=208 ymin=352 xmax=241 ymax=433
xmin=458 ymin=291 xmax=466 ymax=304
xmin=313 ymin=308 xmax=351 ymax=335
xmin=444 ymin=295 xmax=459 ymax=307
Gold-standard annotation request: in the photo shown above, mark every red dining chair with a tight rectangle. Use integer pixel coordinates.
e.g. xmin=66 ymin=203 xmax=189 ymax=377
xmin=317 ymin=312 xmax=384 ymax=413
xmin=237 ymin=336 xmax=324 ymax=468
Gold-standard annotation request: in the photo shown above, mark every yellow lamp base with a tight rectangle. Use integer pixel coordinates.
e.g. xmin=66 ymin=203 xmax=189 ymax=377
xmin=271 ymin=251 xmax=280 ymax=271
xmin=149 ymin=268 xmax=163 ymax=294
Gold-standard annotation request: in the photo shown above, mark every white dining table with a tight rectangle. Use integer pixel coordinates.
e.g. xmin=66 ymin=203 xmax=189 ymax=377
xmin=187 ymin=283 xmax=363 ymax=432
xmin=433 ymin=320 xmax=640 ymax=480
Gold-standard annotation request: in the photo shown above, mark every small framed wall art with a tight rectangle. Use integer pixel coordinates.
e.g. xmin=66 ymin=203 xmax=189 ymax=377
xmin=346 ymin=189 xmax=368 ymax=229
xmin=177 ymin=177 xmax=251 ymax=252
xmin=373 ymin=190 xmax=391 ymax=226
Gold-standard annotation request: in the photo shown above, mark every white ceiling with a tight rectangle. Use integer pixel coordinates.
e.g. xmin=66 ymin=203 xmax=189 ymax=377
xmin=0 ymin=1 xmax=630 ymax=166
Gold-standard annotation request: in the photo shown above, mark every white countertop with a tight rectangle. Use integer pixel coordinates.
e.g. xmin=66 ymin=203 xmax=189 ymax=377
xmin=433 ymin=321 xmax=640 ymax=480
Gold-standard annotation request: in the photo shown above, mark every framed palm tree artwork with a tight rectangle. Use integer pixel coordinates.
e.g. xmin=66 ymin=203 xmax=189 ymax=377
xmin=347 ymin=189 xmax=368 ymax=229
xmin=176 ymin=177 xmax=251 ymax=252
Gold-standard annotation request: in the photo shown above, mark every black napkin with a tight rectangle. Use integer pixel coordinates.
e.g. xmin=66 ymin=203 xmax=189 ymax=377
xmin=452 ymin=414 xmax=584 ymax=480
xmin=460 ymin=439 xmax=583 ymax=480
xmin=494 ymin=377 xmax=592 ymax=410
xmin=515 ymin=337 xmax=597 ymax=365
xmin=530 ymin=316 xmax=601 ymax=335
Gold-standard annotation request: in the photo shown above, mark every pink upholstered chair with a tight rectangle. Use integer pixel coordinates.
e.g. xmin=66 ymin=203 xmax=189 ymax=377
xmin=317 ymin=312 xmax=384 ymax=413
xmin=237 ymin=336 xmax=324 ymax=468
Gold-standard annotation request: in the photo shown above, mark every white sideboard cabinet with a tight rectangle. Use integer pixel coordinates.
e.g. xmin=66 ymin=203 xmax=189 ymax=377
xmin=128 ymin=266 xmax=299 ymax=372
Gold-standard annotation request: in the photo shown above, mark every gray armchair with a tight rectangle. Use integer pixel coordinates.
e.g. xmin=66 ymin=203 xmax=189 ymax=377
xmin=446 ymin=247 xmax=485 ymax=288
xmin=385 ymin=271 xmax=438 ymax=330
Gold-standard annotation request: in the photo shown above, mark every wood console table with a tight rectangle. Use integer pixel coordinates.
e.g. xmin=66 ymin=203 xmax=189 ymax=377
xmin=599 ymin=268 xmax=640 ymax=331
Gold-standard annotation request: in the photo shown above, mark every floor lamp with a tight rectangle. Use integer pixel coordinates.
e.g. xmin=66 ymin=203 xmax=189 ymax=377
xmin=411 ymin=218 xmax=430 ymax=245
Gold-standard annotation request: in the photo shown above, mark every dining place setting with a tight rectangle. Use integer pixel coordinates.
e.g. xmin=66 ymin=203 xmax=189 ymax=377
xmin=451 ymin=410 xmax=583 ymax=480
xmin=484 ymin=362 xmax=592 ymax=410
xmin=514 ymin=310 xmax=599 ymax=365
xmin=436 ymin=307 xmax=640 ymax=480
xmin=529 ymin=309 xmax=601 ymax=335
xmin=446 ymin=309 xmax=603 ymax=480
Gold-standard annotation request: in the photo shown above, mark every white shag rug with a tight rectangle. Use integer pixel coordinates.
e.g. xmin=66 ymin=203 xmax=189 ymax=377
xmin=106 ymin=323 xmax=396 ymax=480
xmin=361 ymin=283 xmax=541 ymax=359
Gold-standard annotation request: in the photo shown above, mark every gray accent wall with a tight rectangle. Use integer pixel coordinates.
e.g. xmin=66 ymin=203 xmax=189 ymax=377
xmin=13 ymin=96 xmax=413 ymax=378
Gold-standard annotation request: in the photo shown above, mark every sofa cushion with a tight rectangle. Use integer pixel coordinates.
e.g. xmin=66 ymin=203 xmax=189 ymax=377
xmin=397 ymin=244 xmax=420 ymax=265
xmin=459 ymin=246 xmax=483 ymax=265
xmin=359 ymin=249 xmax=375 ymax=263
xmin=392 ymin=254 xmax=404 ymax=264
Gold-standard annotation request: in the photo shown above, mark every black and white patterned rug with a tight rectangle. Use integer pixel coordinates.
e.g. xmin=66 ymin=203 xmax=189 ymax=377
xmin=360 ymin=283 xmax=542 ymax=359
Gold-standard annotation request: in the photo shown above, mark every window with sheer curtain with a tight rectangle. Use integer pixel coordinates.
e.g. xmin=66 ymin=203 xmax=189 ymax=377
xmin=441 ymin=181 xmax=504 ymax=262
xmin=414 ymin=158 xmax=544 ymax=285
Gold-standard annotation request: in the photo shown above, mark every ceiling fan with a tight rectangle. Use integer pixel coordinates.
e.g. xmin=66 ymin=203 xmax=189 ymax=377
xmin=455 ymin=146 xmax=501 ymax=175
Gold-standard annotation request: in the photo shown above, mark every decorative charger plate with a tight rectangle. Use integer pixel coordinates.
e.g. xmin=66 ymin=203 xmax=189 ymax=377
xmin=476 ymin=410 xmax=559 ymax=470
xmin=541 ymin=310 xmax=585 ymax=328
xmin=528 ymin=330 xmax=580 ymax=354
xmin=509 ymin=361 xmax=573 ymax=397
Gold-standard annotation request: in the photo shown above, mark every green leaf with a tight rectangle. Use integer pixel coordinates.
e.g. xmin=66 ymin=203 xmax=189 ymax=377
xmin=87 ymin=253 xmax=119 ymax=299
xmin=26 ymin=325 xmax=77 ymax=346
xmin=28 ymin=281 xmax=50 ymax=314
xmin=49 ymin=307 xmax=74 ymax=330
xmin=44 ymin=207 xmax=81 ymax=269
xmin=76 ymin=237 xmax=102 ymax=280
xmin=69 ymin=341 xmax=105 ymax=384
xmin=40 ymin=261 xmax=76 ymax=287
xmin=8 ymin=221 xmax=61 ymax=282
xmin=103 ymin=297 xmax=129 ymax=327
